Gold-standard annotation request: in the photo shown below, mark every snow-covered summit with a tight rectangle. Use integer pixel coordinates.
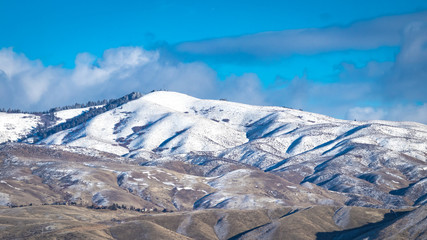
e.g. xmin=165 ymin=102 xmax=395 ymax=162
xmin=38 ymin=91 xmax=344 ymax=155
xmin=38 ymin=91 xmax=425 ymax=161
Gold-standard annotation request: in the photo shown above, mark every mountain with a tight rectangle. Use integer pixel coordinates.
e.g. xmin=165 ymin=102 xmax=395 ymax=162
xmin=0 ymin=91 xmax=426 ymax=239
xmin=37 ymin=91 xmax=427 ymax=208
xmin=40 ymin=91 xmax=338 ymax=155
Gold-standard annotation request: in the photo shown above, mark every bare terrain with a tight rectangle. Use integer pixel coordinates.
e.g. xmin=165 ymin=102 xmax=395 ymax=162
xmin=0 ymin=204 xmax=424 ymax=240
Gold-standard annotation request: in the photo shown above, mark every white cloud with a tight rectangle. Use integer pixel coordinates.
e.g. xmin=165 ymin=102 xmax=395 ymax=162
xmin=0 ymin=47 xmax=219 ymax=110
xmin=219 ymin=73 xmax=266 ymax=105
xmin=346 ymin=104 xmax=427 ymax=124
xmin=386 ymin=103 xmax=427 ymax=124
xmin=0 ymin=47 xmax=265 ymax=111
xmin=71 ymin=47 xmax=160 ymax=87
xmin=0 ymin=48 xmax=62 ymax=108
xmin=346 ymin=107 xmax=386 ymax=121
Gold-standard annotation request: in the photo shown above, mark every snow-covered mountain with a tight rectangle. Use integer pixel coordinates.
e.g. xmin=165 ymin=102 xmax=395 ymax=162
xmin=0 ymin=91 xmax=426 ymax=210
xmin=39 ymin=91 xmax=426 ymax=160
xmin=1 ymin=91 xmax=426 ymax=239
xmin=28 ymin=91 xmax=425 ymax=207
xmin=38 ymin=91 xmax=349 ymax=156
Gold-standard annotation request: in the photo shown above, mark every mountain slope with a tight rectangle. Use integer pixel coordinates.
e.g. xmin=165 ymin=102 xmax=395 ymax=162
xmin=35 ymin=91 xmax=427 ymax=208
xmin=0 ymin=91 xmax=426 ymax=209
xmin=0 ymin=204 xmax=421 ymax=240
xmin=0 ymin=112 xmax=40 ymax=143
xmin=39 ymin=91 xmax=348 ymax=156
xmin=0 ymin=107 xmax=103 ymax=144
xmin=0 ymin=143 xmax=346 ymax=211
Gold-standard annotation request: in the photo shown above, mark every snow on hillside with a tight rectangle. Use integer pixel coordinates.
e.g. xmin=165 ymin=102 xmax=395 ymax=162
xmin=0 ymin=105 xmax=105 ymax=144
xmin=54 ymin=106 xmax=103 ymax=125
xmin=41 ymin=91 xmax=344 ymax=156
xmin=0 ymin=112 xmax=40 ymax=143
xmin=3 ymin=91 xmax=421 ymax=165
xmin=1 ymin=91 xmax=426 ymax=209
xmin=37 ymin=91 xmax=427 ymax=208
xmin=142 ymin=91 xmax=338 ymax=132
xmin=40 ymin=92 xmax=427 ymax=166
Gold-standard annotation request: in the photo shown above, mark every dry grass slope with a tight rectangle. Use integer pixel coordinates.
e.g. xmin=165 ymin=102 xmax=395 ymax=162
xmin=0 ymin=205 xmax=423 ymax=240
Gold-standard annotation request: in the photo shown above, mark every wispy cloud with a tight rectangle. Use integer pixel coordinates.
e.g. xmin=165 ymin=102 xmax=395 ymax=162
xmin=176 ymin=11 xmax=427 ymax=59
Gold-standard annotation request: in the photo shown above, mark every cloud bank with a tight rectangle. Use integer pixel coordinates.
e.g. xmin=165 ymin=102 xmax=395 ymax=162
xmin=0 ymin=47 xmax=259 ymax=111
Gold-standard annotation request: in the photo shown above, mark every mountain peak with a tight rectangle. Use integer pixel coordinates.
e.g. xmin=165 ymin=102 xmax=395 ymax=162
xmin=141 ymin=91 xmax=200 ymax=112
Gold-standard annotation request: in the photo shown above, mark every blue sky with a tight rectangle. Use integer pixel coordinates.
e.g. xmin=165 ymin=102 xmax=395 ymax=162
xmin=1 ymin=0 xmax=427 ymax=123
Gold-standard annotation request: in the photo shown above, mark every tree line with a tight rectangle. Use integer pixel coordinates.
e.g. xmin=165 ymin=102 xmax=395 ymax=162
xmin=21 ymin=92 xmax=143 ymax=142
xmin=0 ymin=99 xmax=109 ymax=114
